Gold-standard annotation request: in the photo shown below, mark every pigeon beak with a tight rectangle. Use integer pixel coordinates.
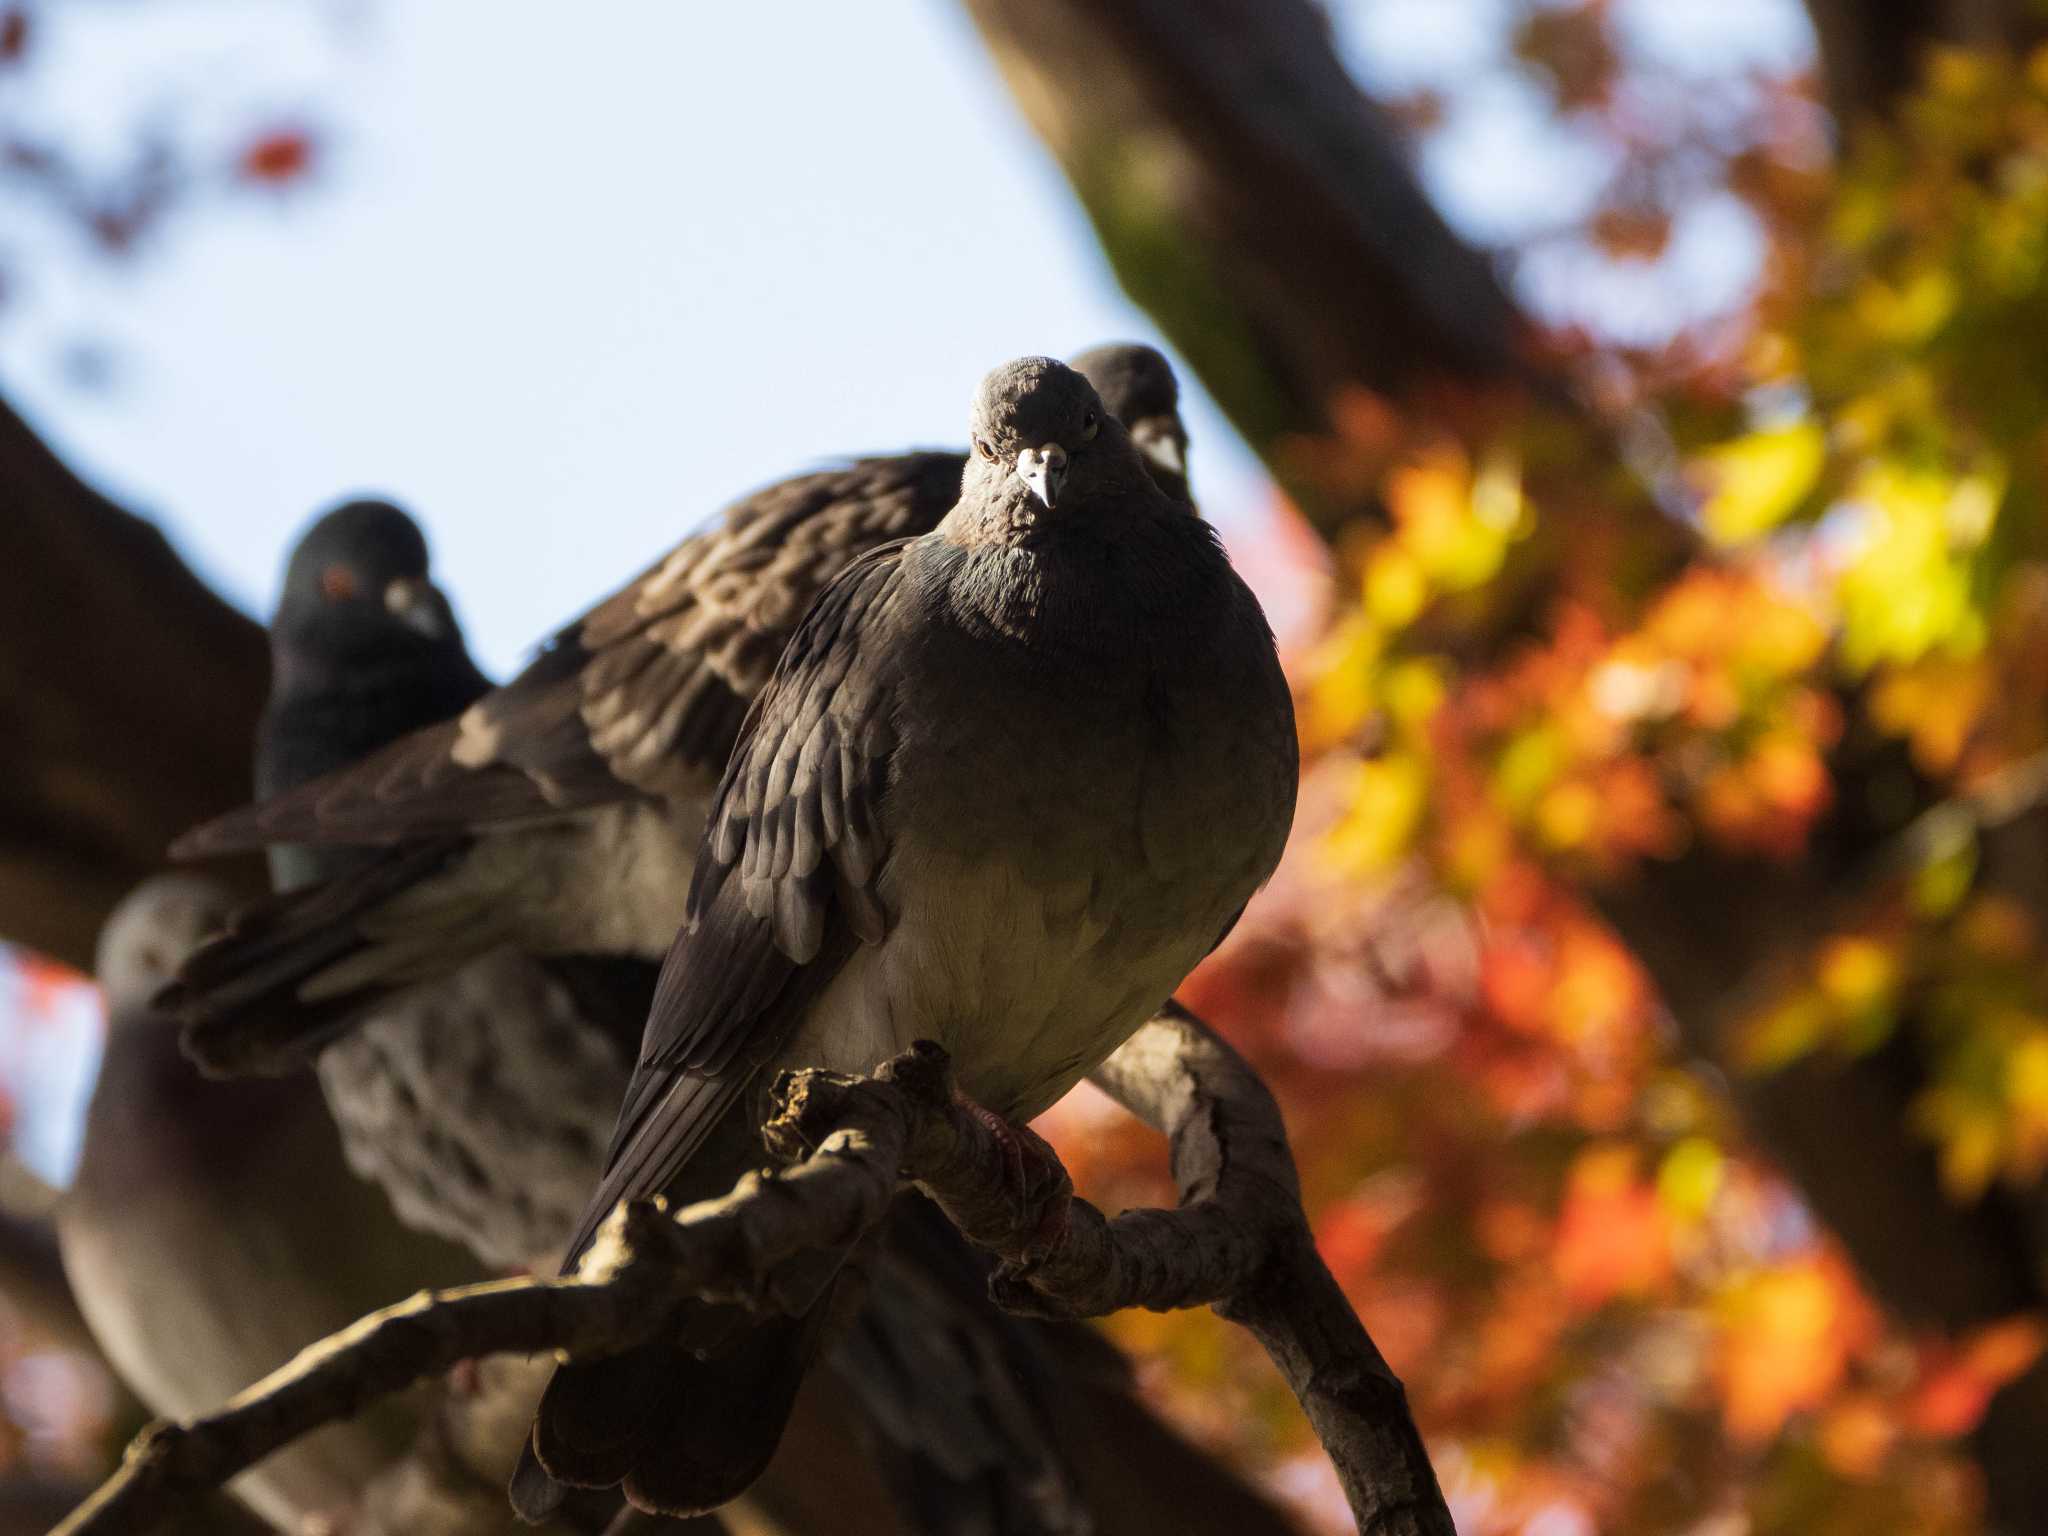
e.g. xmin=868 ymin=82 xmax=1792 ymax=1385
xmin=383 ymin=576 xmax=449 ymax=639
xmin=1131 ymin=419 xmax=1185 ymax=478
xmin=1015 ymin=442 xmax=1069 ymax=510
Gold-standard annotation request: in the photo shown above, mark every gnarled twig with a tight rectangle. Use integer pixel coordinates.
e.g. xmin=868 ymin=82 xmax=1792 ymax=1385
xmin=53 ymin=1021 xmax=1450 ymax=1536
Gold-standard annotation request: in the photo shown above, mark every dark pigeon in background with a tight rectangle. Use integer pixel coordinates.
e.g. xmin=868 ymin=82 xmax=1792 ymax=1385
xmin=58 ymin=874 xmax=481 ymax=1534
xmin=244 ymin=498 xmax=637 ymax=1267
xmin=1068 ymin=342 xmax=1189 ymax=504
xmin=166 ymin=345 xmax=1195 ymax=1078
xmin=257 ymin=498 xmax=492 ymax=889
xmin=516 ymin=356 xmax=1298 ymax=1519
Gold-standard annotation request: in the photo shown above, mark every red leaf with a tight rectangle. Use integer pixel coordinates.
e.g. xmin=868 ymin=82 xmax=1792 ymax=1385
xmin=238 ymin=128 xmax=315 ymax=185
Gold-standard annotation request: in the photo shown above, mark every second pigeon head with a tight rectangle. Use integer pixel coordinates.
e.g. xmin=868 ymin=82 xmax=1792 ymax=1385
xmin=1072 ymin=342 xmax=1189 ymax=504
xmin=277 ymin=498 xmax=460 ymax=656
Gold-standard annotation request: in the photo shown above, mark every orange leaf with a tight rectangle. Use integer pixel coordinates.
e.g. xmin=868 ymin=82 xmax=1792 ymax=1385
xmin=1712 ymin=1254 xmax=1875 ymax=1442
xmin=1553 ymin=1143 xmax=1672 ymax=1309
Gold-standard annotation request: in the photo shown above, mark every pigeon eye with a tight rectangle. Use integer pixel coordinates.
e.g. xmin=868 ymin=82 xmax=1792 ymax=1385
xmin=975 ymin=439 xmax=996 ymax=463
xmin=320 ymin=565 xmax=359 ymax=602
xmin=1080 ymin=411 xmax=1099 ymax=442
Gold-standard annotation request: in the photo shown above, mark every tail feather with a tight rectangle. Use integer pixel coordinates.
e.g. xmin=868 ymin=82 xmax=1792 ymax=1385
xmin=521 ymin=1313 xmax=821 ymax=1520
xmin=158 ymin=838 xmax=475 ymax=1076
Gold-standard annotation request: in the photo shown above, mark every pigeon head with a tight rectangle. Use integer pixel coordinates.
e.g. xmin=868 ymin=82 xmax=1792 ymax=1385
xmin=276 ymin=499 xmax=460 ymax=655
xmin=966 ymin=356 xmax=1154 ymax=521
xmin=1071 ymin=343 xmax=1189 ymax=500
xmin=97 ymin=875 xmax=234 ymax=1010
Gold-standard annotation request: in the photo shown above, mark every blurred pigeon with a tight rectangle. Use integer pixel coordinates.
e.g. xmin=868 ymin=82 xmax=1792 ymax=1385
xmin=242 ymin=498 xmax=639 ymax=1270
xmin=516 ymin=356 xmax=1297 ymax=1518
xmin=1069 ymin=342 xmax=1188 ymax=504
xmin=58 ymin=874 xmax=480 ymax=1534
xmin=165 ymin=345 xmax=1193 ymax=1078
xmin=257 ymin=498 xmax=492 ymax=890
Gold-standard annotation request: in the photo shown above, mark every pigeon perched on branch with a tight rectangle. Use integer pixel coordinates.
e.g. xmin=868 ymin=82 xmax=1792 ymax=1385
xmin=195 ymin=463 xmax=1179 ymax=1531
xmin=166 ymin=346 xmax=1194 ymax=1081
xmin=517 ymin=355 xmax=1297 ymax=1518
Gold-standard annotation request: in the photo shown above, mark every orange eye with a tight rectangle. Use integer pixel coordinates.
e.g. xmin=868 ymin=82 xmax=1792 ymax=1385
xmin=320 ymin=565 xmax=359 ymax=601
xmin=976 ymin=439 xmax=996 ymax=463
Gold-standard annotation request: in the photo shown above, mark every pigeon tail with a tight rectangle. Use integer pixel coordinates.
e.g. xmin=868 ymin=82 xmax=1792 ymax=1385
xmin=518 ymin=1312 xmax=820 ymax=1520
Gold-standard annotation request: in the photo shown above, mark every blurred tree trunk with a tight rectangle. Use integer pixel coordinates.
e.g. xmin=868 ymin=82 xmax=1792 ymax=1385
xmin=0 ymin=395 xmax=270 ymax=972
xmin=960 ymin=1 xmax=2048 ymax=1529
xmin=1805 ymin=0 xmax=2048 ymax=128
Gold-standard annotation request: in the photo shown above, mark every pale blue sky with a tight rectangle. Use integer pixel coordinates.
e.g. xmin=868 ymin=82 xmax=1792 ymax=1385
xmin=3 ymin=0 xmax=1278 ymax=676
xmin=1 ymin=0 xmax=1813 ymax=674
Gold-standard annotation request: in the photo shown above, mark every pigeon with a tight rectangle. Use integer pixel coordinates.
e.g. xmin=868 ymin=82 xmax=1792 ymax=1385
xmin=165 ymin=345 xmax=1194 ymax=1079
xmin=244 ymin=498 xmax=644 ymax=1269
xmin=1067 ymin=342 xmax=1188 ymax=504
xmin=256 ymin=497 xmax=492 ymax=890
xmin=220 ymin=490 xmax=1121 ymax=1533
xmin=57 ymin=874 xmax=481 ymax=1534
xmin=515 ymin=355 xmax=1298 ymax=1518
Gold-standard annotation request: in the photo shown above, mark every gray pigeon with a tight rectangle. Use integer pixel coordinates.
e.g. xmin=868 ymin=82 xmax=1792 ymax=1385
xmin=223 ymin=488 xmax=1126 ymax=1533
xmin=163 ymin=346 xmax=1193 ymax=1080
xmin=58 ymin=874 xmax=481 ymax=1534
xmin=517 ymin=356 xmax=1298 ymax=1519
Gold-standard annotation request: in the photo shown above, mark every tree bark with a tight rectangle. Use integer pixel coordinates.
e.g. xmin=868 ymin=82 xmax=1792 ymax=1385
xmin=58 ymin=1038 xmax=1430 ymax=1536
xmin=0 ymin=395 xmax=270 ymax=971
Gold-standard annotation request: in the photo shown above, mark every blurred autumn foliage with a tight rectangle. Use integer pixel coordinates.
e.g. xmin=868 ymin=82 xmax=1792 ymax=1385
xmin=13 ymin=1 xmax=2048 ymax=1534
xmin=1027 ymin=7 xmax=2048 ymax=1534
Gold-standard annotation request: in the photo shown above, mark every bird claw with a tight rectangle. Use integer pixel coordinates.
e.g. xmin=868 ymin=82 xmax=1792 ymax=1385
xmin=952 ymin=1090 xmax=1070 ymax=1249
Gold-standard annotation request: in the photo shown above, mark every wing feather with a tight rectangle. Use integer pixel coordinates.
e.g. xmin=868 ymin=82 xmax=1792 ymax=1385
xmin=558 ymin=540 xmax=917 ymax=1265
xmin=174 ymin=454 xmax=962 ymax=859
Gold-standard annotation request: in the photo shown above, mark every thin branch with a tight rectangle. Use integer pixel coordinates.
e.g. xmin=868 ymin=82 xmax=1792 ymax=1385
xmin=54 ymin=1030 xmax=1449 ymax=1536
xmin=1091 ymin=1005 xmax=1451 ymax=1536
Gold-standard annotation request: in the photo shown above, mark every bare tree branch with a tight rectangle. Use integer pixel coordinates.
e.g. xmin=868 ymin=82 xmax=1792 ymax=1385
xmin=54 ymin=1029 xmax=1448 ymax=1536
xmin=1087 ymin=1006 xmax=1447 ymax=1534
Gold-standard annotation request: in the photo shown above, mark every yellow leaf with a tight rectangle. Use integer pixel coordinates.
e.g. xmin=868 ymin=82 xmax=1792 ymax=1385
xmin=1817 ymin=936 xmax=1898 ymax=1013
xmin=1493 ymin=727 xmax=1564 ymax=815
xmin=1325 ymin=754 xmax=1427 ymax=873
xmin=1698 ymin=421 xmax=1826 ymax=544
xmin=1365 ymin=545 xmax=1428 ymax=628
xmin=1938 ymin=1110 xmax=2003 ymax=1200
xmin=1657 ymin=1136 xmax=1724 ymax=1222
xmin=1534 ymin=779 xmax=1599 ymax=851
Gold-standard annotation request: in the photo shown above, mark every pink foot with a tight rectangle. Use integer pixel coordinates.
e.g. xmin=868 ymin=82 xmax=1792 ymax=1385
xmin=953 ymin=1089 xmax=1072 ymax=1250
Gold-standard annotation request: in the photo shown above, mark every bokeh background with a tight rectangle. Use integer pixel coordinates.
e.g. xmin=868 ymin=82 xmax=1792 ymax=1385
xmin=7 ymin=2 xmax=2048 ymax=1533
